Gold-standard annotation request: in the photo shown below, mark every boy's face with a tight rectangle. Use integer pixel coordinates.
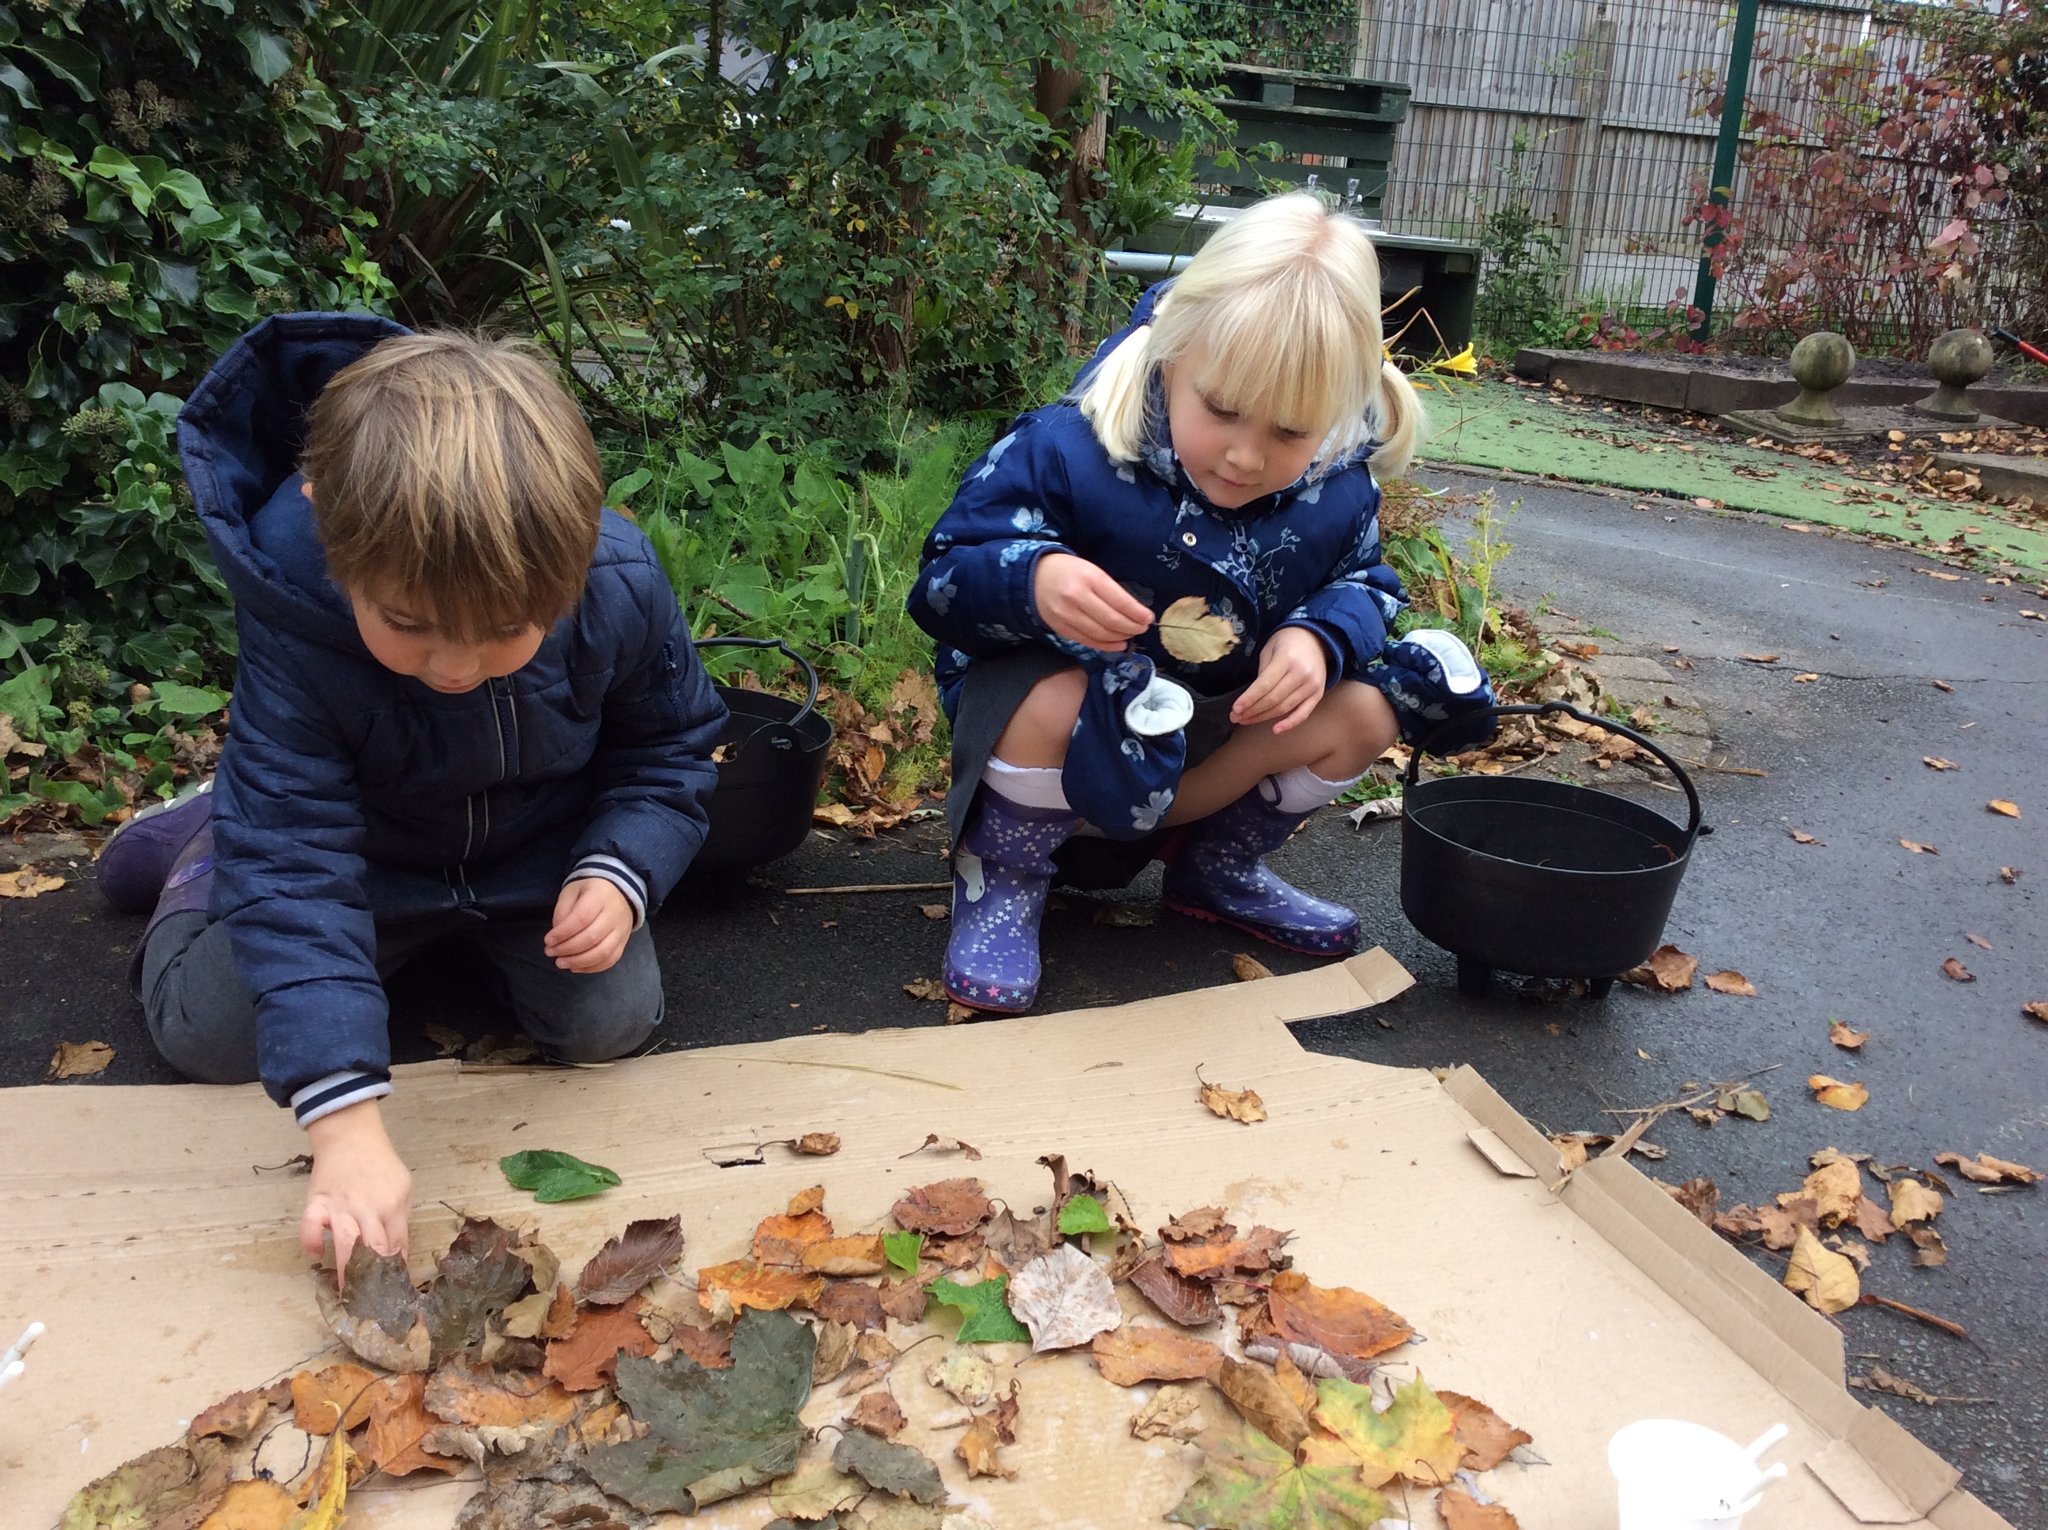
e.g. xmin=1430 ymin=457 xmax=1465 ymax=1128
xmin=1162 ymin=346 xmax=1325 ymax=510
xmin=346 ymin=587 xmax=545 ymax=694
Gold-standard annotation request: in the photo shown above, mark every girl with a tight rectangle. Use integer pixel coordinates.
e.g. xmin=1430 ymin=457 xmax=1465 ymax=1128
xmin=908 ymin=191 xmax=1492 ymax=1012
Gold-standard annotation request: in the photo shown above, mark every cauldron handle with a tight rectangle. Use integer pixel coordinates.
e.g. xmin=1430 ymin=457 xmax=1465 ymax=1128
xmin=690 ymin=636 xmax=823 ymax=733
xmin=1402 ymin=701 xmax=1702 ymax=840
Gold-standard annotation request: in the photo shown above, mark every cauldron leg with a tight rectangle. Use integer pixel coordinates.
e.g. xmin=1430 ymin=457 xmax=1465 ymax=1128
xmin=1455 ymin=957 xmax=1491 ymax=998
xmin=1584 ymin=977 xmax=1615 ymax=1000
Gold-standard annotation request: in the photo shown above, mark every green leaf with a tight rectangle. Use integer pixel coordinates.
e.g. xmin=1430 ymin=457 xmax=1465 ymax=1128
xmin=143 ymin=680 xmax=228 ymax=717
xmin=928 ymin=1274 xmax=1029 ymax=1344
xmin=237 ymin=25 xmax=293 ymax=86
xmin=1057 ymin=1193 xmax=1113 ymax=1235
xmin=606 ymin=466 xmax=654 ymax=506
xmin=1310 ymin=1374 xmax=1463 ymax=1489
xmin=585 ymin=1310 xmax=815 ymax=1514
xmin=499 ymin=1148 xmax=621 ymax=1203
xmin=1167 ymin=1414 xmax=1389 ymax=1530
xmin=881 ymin=1230 xmax=923 ymax=1275
xmin=19 ymin=32 xmax=99 ymax=100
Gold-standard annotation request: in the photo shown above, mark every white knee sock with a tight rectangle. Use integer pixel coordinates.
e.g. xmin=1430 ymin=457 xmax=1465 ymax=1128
xmin=1264 ymin=764 xmax=1366 ymax=815
xmin=983 ymin=757 xmax=1071 ymax=812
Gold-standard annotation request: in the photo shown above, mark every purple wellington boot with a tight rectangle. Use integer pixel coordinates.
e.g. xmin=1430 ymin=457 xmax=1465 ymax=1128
xmin=126 ymin=816 xmax=217 ymax=989
xmin=97 ymin=779 xmax=213 ymax=913
xmin=942 ymin=789 xmax=1079 ymax=1013
xmin=1162 ymin=786 xmax=1359 ymax=955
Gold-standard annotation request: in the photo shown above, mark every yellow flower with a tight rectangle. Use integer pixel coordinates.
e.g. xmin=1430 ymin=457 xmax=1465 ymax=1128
xmin=1436 ymin=345 xmax=1478 ymax=377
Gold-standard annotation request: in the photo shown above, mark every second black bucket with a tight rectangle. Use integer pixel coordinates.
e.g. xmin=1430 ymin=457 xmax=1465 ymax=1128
xmin=691 ymin=636 xmax=834 ymax=875
xmin=1399 ymin=702 xmax=1703 ymax=997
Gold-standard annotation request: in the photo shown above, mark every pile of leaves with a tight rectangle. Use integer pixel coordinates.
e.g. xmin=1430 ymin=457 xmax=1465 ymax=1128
xmin=58 ymin=1154 xmax=1537 ymax=1529
xmin=810 ymin=670 xmax=947 ymax=838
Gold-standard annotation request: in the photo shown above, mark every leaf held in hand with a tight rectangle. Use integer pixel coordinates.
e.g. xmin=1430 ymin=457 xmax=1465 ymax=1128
xmin=500 ymin=1148 xmax=621 ymax=1203
xmin=1809 ymin=1075 xmax=1869 ymax=1111
xmin=928 ymin=1274 xmax=1030 ymax=1344
xmin=316 ymin=1245 xmax=431 ymax=1372
xmin=579 ymin=1216 xmax=685 ymax=1306
xmin=1157 ymin=595 xmax=1242 ymax=664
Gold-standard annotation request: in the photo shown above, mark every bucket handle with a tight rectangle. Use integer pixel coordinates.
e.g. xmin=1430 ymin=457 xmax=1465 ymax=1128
xmin=1402 ymin=701 xmax=1702 ymax=841
xmin=691 ymin=635 xmax=822 ymax=733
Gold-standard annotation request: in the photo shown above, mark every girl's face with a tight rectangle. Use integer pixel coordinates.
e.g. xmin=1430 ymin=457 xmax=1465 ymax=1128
xmin=1161 ymin=348 xmax=1325 ymax=510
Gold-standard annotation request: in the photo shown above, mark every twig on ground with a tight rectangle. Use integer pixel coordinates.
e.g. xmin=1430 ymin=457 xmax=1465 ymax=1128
xmin=1600 ymin=1063 xmax=1786 ymax=1120
xmin=1674 ymin=758 xmax=1770 ymax=778
xmin=1860 ymin=1292 xmax=1969 ymax=1341
xmin=784 ymin=881 xmax=953 ymax=896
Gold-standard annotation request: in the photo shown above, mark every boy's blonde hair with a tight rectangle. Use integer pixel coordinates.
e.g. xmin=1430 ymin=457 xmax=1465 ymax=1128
xmin=1076 ymin=191 xmax=1423 ymax=480
xmin=303 ymin=331 xmax=604 ymax=641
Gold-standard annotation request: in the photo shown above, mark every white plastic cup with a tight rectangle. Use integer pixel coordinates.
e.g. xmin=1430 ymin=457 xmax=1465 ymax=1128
xmin=1608 ymin=1419 xmax=1788 ymax=1530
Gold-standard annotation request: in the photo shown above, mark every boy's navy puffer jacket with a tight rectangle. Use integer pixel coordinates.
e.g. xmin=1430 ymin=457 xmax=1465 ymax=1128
xmin=176 ymin=312 xmax=725 ymax=1124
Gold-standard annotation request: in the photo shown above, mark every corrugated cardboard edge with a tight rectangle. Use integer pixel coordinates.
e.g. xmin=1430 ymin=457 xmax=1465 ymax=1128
xmin=1439 ymin=1066 xmax=2006 ymax=1530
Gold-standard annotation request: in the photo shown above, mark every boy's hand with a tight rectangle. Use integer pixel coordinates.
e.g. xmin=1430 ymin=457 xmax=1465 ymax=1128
xmin=546 ymin=878 xmax=633 ymax=973
xmin=1233 ymin=626 xmax=1328 ymax=734
xmin=301 ymin=1100 xmax=412 ymax=1285
xmin=1033 ymin=553 xmax=1153 ymax=651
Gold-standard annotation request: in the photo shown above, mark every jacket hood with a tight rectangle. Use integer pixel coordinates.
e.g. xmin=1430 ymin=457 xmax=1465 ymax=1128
xmin=177 ymin=311 xmax=413 ymax=649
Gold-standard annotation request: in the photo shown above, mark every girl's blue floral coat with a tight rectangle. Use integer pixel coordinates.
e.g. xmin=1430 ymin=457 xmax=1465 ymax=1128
xmin=909 ymin=283 xmax=1407 ymax=724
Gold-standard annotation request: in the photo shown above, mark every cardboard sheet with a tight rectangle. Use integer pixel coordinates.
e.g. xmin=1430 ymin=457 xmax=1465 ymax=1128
xmin=0 ymin=949 xmax=2009 ymax=1528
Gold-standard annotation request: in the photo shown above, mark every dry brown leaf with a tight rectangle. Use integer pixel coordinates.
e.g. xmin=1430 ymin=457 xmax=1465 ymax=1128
xmin=695 ymin=1258 xmax=824 ymax=1318
xmin=753 ymin=1208 xmax=834 ymax=1264
xmin=802 ymin=1234 xmax=890 ymax=1276
xmin=1829 ymin=1020 xmax=1870 ymax=1049
xmin=1091 ymin=1324 xmax=1222 ymax=1386
xmin=1888 ymin=1177 xmax=1945 ymax=1227
xmin=1786 ymin=1159 xmax=1864 ymax=1227
xmin=1207 ymin=1354 xmax=1311 ymax=1453
xmin=1810 ymin=1075 xmax=1870 ymax=1111
xmin=2002 ymin=868 xmax=2020 ymax=886
xmin=786 ymin=1184 xmax=827 ymax=1216
xmin=892 ymin=1178 xmax=992 ymax=1236
xmin=1851 ymin=1366 xmax=1937 ymax=1405
xmin=47 ymin=1040 xmax=115 ymax=1079
xmin=1157 ymin=595 xmax=1242 ymax=664
xmin=848 ymin=1389 xmax=907 ymax=1438
xmin=577 ymin=1215 xmax=684 ymax=1306
xmin=542 ymin=1296 xmax=657 ymax=1390
xmin=291 ymin=1363 xmax=384 ymax=1433
xmin=1231 ymin=952 xmax=1274 ymax=982
xmin=1932 ymin=678 xmax=1955 ymax=691
xmin=1941 ymin=956 xmax=1975 ymax=983
xmin=811 ymin=1278 xmax=888 ymax=1332
xmin=1739 ymin=653 xmax=1781 ymax=664
xmin=956 ymin=1415 xmax=1016 ymax=1479
xmin=794 ymin=1131 xmax=842 ymax=1155
xmin=919 ymin=903 xmax=948 ymax=921
xmin=1128 ymin=1255 xmax=1223 ymax=1326
xmin=1908 ymin=1225 xmax=1949 ymax=1266
xmin=360 ymin=1371 xmax=467 ymax=1477
xmin=1900 ymin=838 xmax=1939 ymax=855
xmin=2027 ymin=999 xmax=2048 ymax=1023
xmin=1440 ymin=1484 xmax=1523 ymax=1529
xmin=878 ymin=1278 xmax=929 ymax=1326
xmin=196 ymin=1479 xmax=301 ymax=1530
xmin=1197 ymin=1074 xmax=1267 ymax=1124
xmin=1852 ymin=1196 xmax=1895 ymax=1244
xmin=1704 ymin=969 xmax=1757 ymax=996
xmin=1784 ymin=1226 xmax=1860 ymax=1314
xmin=1130 ymin=1384 xmax=1207 ymax=1441
xmin=1162 ymin=1224 xmax=1289 ymax=1281
xmin=188 ymin=1380 xmax=289 ymax=1442
xmin=1934 ymin=1151 xmax=2042 ymax=1185
xmin=1988 ymin=799 xmax=2021 ymax=818
xmin=1439 ymin=1391 xmax=1534 ymax=1471
xmin=423 ymin=1355 xmax=578 ymax=1433
xmin=0 ymin=866 xmax=64 ymax=898
xmin=1271 ymin=1347 xmax=1319 ymax=1418
xmin=1621 ymin=943 xmax=1697 ymax=992
xmin=1756 ymin=1198 xmax=1820 ymax=1250
xmin=1924 ymin=756 xmax=1958 ymax=771
xmin=1007 ymin=1243 xmax=1122 ymax=1352
xmin=1664 ymin=1177 xmax=1719 ymax=1225
xmin=903 ymin=1132 xmax=983 ymax=1161
xmin=1966 ymin=932 xmax=1993 ymax=951
xmin=903 ymin=977 xmax=949 ymax=1001
xmin=1266 ymin=1269 xmax=1415 ymax=1361
xmin=1788 ymin=827 xmax=1822 ymax=845
xmin=1794 ymin=672 xmax=1820 ymax=683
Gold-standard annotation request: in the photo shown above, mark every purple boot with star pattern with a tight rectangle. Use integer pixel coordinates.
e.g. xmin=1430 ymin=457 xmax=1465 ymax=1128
xmin=1162 ymin=787 xmax=1359 ymax=955
xmin=942 ymin=788 xmax=1079 ymax=1013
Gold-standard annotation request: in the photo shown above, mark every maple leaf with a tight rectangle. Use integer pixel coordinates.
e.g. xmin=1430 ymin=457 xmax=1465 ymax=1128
xmin=315 ymin=1245 xmax=431 ymax=1372
xmin=1828 ymin=1020 xmax=1869 ymax=1049
xmin=585 ymin=1310 xmax=815 ymax=1514
xmin=892 ymin=1178 xmax=992 ymax=1236
xmin=1438 ymin=1391 xmax=1533 ymax=1471
xmin=1704 ymin=969 xmax=1757 ymax=996
xmin=1093 ymin=1324 xmax=1222 ymax=1386
xmin=1934 ymin=1151 xmax=2042 ymax=1185
xmin=1157 ymin=595 xmax=1242 ymax=664
xmin=1440 ymin=1483 xmax=1523 ymax=1529
xmin=1167 ymin=1413 xmax=1389 ymax=1529
xmin=1620 ymin=944 xmax=1697 ymax=992
xmin=579 ymin=1216 xmax=685 ymax=1305
xmin=47 ymin=1040 xmax=115 ymax=1079
xmin=928 ymin=1274 xmax=1029 ymax=1344
xmin=850 ymin=1389 xmax=909 ymax=1438
xmin=1311 ymin=1373 xmax=1463 ymax=1488
xmin=832 ymin=1429 xmax=948 ymax=1504
xmin=544 ymin=1295 xmax=659 ymax=1391
xmin=1809 ymin=1075 xmax=1870 ymax=1111
xmin=1785 ymin=1226 xmax=1859 ymax=1313
xmin=451 ymin=1479 xmax=651 ymax=1530
xmin=1129 ymin=1254 xmax=1223 ymax=1325
xmin=1198 ymin=1071 xmax=1268 ymax=1124
xmin=423 ymin=1217 xmax=537 ymax=1360
xmin=1266 ymin=1269 xmax=1414 ymax=1361
xmin=58 ymin=1438 xmax=231 ymax=1530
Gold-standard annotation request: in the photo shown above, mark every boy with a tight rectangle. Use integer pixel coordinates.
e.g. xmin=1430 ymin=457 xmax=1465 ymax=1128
xmin=99 ymin=313 xmax=726 ymax=1275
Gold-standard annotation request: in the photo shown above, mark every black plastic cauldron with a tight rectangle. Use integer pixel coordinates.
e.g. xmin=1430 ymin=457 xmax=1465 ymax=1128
xmin=1399 ymin=702 xmax=1703 ymax=998
xmin=692 ymin=637 xmax=834 ymax=874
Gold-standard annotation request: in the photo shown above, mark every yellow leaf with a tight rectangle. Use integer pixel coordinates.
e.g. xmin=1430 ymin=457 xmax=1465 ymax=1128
xmin=287 ymin=1433 xmax=355 ymax=1530
xmin=199 ymin=1480 xmax=300 ymax=1530
xmin=1828 ymin=1020 xmax=1869 ymax=1049
xmin=0 ymin=866 xmax=65 ymax=898
xmin=1311 ymin=1373 xmax=1465 ymax=1489
xmin=1988 ymin=799 xmax=2020 ymax=818
xmin=1198 ymin=1074 xmax=1266 ymax=1124
xmin=1809 ymin=1075 xmax=1869 ymax=1111
xmin=1704 ymin=969 xmax=1757 ymax=996
xmin=1887 ymin=1177 xmax=1944 ymax=1228
xmin=1156 ymin=595 xmax=1241 ymax=664
xmin=1784 ymin=1226 xmax=1859 ymax=1313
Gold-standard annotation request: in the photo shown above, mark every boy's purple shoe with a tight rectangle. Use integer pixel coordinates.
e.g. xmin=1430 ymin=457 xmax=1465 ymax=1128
xmin=97 ymin=779 xmax=214 ymax=914
xmin=126 ymin=817 xmax=216 ymax=990
xmin=1162 ymin=789 xmax=1359 ymax=955
xmin=943 ymin=789 xmax=1079 ymax=1013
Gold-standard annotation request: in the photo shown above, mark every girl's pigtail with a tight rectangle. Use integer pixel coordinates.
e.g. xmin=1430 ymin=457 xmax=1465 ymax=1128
xmin=1370 ymin=359 xmax=1424 ymax=480
xmin=1074 ymin=322 xmax=1156 ymax=464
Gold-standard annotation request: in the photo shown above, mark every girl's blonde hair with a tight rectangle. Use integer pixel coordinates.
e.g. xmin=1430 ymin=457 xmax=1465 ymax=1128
xmin=1076 ymin=191 xmax=1422 ymax=480
xmin=303 ymin=331 xmax=603 ymax=642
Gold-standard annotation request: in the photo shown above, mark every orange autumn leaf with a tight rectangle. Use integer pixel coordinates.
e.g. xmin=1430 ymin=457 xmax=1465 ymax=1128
xmin=1091 ymin=1325 xmax=1223 ymax=1386
xmin=1987 ymin=799 xmax=2020 ymax=818
xmin=1704 ymin=969 xmax=1758 ymax=996
xmin=197 ymin=1478 xmax=301 ymax=1530
xmin=698 ymin=1258 xmax=823 ymax=1314
xmin=543 ymin=1295 xmax=657 ymax=1391
xmin=1440 ymin=1484 xmax=1523 ymax=1529
xmin=753 ymin=1209 xmax=834 ymax=1265
xmin=291 ymin=1363 xmax=383 ymax=1433
xmin=787 ymin=1184 xmax=827 ymax=1216
xmin=423 ymin=1354 xmax=578 ymax=1430
xmin=361 ymin=1373 xmax=465 ymax=1478
xmin=801 ymin=1234 xmax=889 ymax=1276
xmin=1438 ymin=1390 xmax=1533 ymax=1471
xmin=1809 ymin=1075 xmax=1870 ymax=1111
xmin=1267 ymin=1269 xmax=1416 ymax=1361
xmin=1828 ymin=1020 xmax=1869 ymax=1049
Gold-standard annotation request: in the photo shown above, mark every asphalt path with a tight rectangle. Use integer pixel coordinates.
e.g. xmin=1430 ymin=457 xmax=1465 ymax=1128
xmin=2 ymin=471 xmax=2041 ymax=1522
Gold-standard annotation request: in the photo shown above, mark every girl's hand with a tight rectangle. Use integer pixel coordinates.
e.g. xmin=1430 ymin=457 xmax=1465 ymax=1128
xmin=301 ymin=1100 xmax=412 ymax=1285
xmin=1233 ymin=626 xmax=1328 ymax=734
xmin=546 ymin=878 xmax=634 ymax=973
xmin=1033 ymin=553 xmax=1153 ymax=651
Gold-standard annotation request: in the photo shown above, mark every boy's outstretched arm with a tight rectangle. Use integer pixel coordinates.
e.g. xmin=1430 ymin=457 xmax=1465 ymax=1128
xmin=301 ymin=1099 xmax=412 ymax=1278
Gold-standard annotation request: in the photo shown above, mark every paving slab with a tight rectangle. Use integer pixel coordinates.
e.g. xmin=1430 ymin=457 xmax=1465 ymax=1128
xmin=1936 ymin=451 xmax=2048 ymax=503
